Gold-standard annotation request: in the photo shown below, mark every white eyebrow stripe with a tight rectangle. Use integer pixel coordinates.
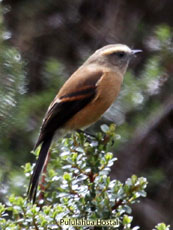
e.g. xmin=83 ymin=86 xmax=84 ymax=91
xmin=102 ymin=46 xmax=131 ymax=55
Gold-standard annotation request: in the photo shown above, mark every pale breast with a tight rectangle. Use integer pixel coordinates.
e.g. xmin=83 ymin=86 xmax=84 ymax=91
xmin=64 ymin=70 xmax=123 ymax=130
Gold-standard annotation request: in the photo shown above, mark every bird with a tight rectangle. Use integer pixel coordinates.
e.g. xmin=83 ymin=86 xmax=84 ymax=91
xmin=27 ymin=44 xmax=142 ymax=202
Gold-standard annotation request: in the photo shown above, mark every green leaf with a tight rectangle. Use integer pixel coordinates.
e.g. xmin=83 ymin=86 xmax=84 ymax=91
xmin=154 ymin=223 xmax=170 ymax=230
xmin=123 ymin=215 xmax=133 ymax=225
xmin=63 ymin=172 xmax=71 ymax=181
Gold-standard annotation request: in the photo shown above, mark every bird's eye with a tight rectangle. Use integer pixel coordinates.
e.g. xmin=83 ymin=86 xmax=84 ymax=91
xmin=115 ymin=51 xmax=126 ymax=58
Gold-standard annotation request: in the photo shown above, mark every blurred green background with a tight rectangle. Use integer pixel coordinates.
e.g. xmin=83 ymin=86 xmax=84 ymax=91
xmin=0 ymin=0 xmax=172 ymax=229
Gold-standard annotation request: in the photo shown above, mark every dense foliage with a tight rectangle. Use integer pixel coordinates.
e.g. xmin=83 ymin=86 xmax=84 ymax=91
xmin=0 ymin=125 xmax=170 ymax=230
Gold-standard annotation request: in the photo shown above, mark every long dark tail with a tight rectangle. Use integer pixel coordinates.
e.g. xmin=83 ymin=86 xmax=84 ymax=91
xmin=27 ymin=136 xmax=53 ymax=203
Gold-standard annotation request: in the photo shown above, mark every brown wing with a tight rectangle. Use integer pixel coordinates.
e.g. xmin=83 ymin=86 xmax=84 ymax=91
xmin=34 ymin=70 xmax=103 ymax=149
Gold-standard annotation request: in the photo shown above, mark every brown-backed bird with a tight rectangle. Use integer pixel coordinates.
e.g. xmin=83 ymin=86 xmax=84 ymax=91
xmin=27 ymin=44 xmax=142 ymax=202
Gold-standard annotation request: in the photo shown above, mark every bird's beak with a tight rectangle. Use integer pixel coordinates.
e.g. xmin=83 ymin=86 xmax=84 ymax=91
xmin=131 ymin=49 xmax=143 ymax=55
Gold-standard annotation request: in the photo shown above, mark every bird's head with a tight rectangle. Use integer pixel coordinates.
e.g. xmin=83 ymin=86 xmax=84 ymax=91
xmin=86 ymin=44 xmax=142 ymax=75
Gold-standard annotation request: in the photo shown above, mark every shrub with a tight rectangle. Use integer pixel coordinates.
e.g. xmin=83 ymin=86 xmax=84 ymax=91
xmin=0 ymin=125 xmax=170 ymax=230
